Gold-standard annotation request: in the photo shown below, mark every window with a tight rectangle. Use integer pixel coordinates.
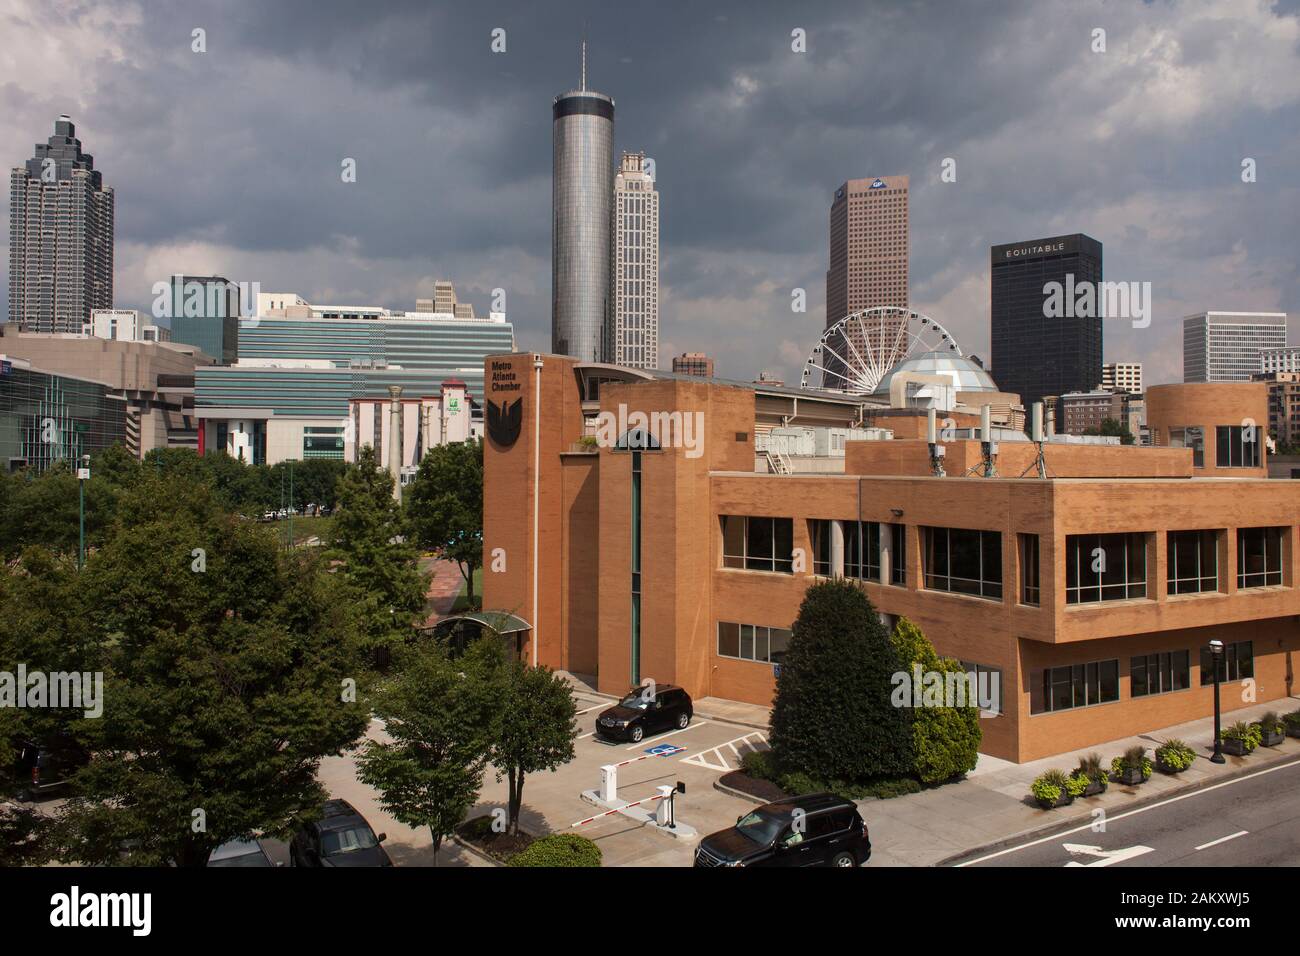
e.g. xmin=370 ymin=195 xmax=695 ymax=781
xmin=717 ymin=621 xmax=792 ymax=664
xmin=890 ymin=524 xmax=906 ymax=586
xmin=1169 ymin=426 xmax=1204 ymax=467
xmin=721 ymin=516 xmax=794 ymax=573
xmin=958 ymin=661 xmax=1004 ymax=714
xmin=1237 ymin=527 xmax=1283 ymax=588
xmin=807 ymin=520 xmax=881 ymax=580
xmin=1215 ymin=425 xmax=1260 ymax=468
xmin=922 ymin=527 xmax=1003 ymax=600
xmin=1167 ymin=530 xmax=1219 ymax=595
xmin=1065 ymin=533 xmax=1147 ymax=604
xmin=1019 ymin=533 xmax=1040 ymax=606
xmin=1131 ymin=650 xmax=1190 ymax=697
xmin=1033 ymin=660 xmax=1120 ymax=713
xmin=1200 ymin=641 xmax=1254 ymax=685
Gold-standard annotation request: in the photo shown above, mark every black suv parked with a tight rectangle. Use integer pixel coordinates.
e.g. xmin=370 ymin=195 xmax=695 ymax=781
xmin=290 ymin=799 xmax=392 ymax=867
xmin=12 ymin=737 xmax=88 ymax=801
xmin=694 ymin=792 xmax=871 ymax=867
xmin=595 ymin=684 xmax=693 ymax=743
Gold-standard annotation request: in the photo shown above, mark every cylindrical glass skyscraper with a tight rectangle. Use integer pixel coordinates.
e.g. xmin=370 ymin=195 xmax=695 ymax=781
xmin=552 ymin=86 xmax=614 ymax=362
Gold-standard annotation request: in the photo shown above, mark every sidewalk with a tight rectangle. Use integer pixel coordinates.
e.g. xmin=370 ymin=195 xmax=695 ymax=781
xmin=868 ymin=695 xmax=1300 ymax=867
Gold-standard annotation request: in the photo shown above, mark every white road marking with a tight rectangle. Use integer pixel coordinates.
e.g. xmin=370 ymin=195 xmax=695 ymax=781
xmin=623 ymin=721 xmax=709 ymax=750
xmin=578 ymin=731 xmax=595 ymax=740
xmin=681 ymin=732 xmax=768 ymax=772
xmin=955 ymin=756 xmax=1300 ymax=867
xmin=1194 ymin=830 xmax=1249 ymax=851
xmin=1062 ymin=843 xmax=1155 ymax=867
xmin=576 ymin=704 xmax=606 ymax=715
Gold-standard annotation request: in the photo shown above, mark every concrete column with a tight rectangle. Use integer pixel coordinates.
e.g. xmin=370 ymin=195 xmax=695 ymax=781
xmin=829 ymin=519 xmax=845 ymax=578
xmin=880 ymin=524 xmax=893 ymax=585
xmin=388 ymin=385 xmax=403 ymax=502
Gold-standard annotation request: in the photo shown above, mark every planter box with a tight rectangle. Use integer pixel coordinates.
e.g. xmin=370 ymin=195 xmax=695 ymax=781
xmin=1035 ymin=791 xmax=1073 ymax=810
xmin=1156 ymin=758 xmax=1187 ymax=775
xmin=1287 ymin=722 xmax=1300 ymax=739
xmin=1114 ymin=767 xmax=1146 ymax=786
xmin=1259 ymin=728 xmax=1285 ymax=748
xmin=1221 ymin=738 xmax=1251 ymax=757
xmin=1082 ymin=780 xmax=1107 ymax=797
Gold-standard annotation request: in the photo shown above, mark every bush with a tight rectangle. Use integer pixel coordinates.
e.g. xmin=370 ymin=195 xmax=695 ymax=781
xmin=770 ymin=580 xmax=912 ymax=784
xmin=1155 ymin=739 xmax=1196 ymax=772
xmin=1255 ymin=711 xmax=1284 ymax=735
xmin=507 ymin=834 xmax=601 ymax=868
xmin=1284 ymin=710 xmax=1300 ymax=731
xmin=1075 ymin=752 xmax=1108 ymax=791
xmin=740 ymin=749 xmax=778 ymax=781
xmin=1031 ymin=769 xmax=1071 ymax=808
xmin=775 ymin=770 xmax=821 ymax=797
xmin=1221 ymin=721 xmax=1262 ymax=752
xmin=1065 ymin=772 xmax=1090 ymax=798
xmin=858 ymin=777 xmax=923 ymax=800
xmin=1110 ymin=746 xmax=1153 ymax=781
xmin=889 ymin=617 xmax=981 ymax=784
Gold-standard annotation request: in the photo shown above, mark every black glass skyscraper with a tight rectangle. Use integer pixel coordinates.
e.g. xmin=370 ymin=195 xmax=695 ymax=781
xmin=990 ymin=234 xmax=1103 ymax=411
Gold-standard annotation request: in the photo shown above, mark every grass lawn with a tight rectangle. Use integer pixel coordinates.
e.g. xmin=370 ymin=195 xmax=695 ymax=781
xmin=451 ymin=566 xmax=483 ymax=612
xmin=275 ymin=514 xmax=333 ymax=546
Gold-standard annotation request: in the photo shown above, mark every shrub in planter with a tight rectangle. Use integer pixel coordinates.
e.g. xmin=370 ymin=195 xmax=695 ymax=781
xmin=1284 ymin=709 xmax=1300 ymax=739
xmin=507 ymin=834 xmax=601 ymax=867
xmin=1154 ymin=738 xmax=1196 ymax=774
xmin=1031 ymin=768 xmax=1074 ymax=809
xmin=1254 ymin=711 xmax=1286 ymax=748
xmin=740 ymin=749 xmax=778 ymax=781
xmin=1075 ymin=752 xmax=1109 ymax=795
xmin=1220 ymin=721 xmax=1262 ymax=756
xmin=1109 ymin=746 xmax=1152 ymax=786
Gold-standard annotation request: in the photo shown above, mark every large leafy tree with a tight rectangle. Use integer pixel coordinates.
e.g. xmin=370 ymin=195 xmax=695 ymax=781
xmin=405 ymin=439 xmax=483 ymax=608
xmin=490 ymin=660 xmax=577 ymax=836
xmin=890 ymin=617 xmax=981 ymax=784
xmin=356 ymin=639 xmax=501 ymax=863
xmin=769 ymin=579 xmax=912 ymax=783
xmin=329 ymin=446 xmax=428 ymax=665
xmin=52 ymin=474 xmax=369 ymax=866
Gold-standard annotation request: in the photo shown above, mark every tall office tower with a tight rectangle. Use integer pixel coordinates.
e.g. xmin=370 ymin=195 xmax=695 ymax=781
xmin=1183 ymin=311 xmax=1287 ymax=383
xmin=825 ymin=175 xmax=909 ymax=328
xmin=990 ymin=234 xmax=1103 ymax=410
xmin=672 ymin=352 xmax=714 ymax=377
xmin=418 ymin=280 xmax=477 ymax=319
xmin=609 ymin=152 xmax=659 ymax=369
xmin=9 ymin=115 xmax=114 ymax=332
xmin=552 ymin=44 xmax=615 ymax=362
xmin=1102 ymin=362 xmax=1143 ymax=394
xmin=167 ymin=275 xmax=241 ymax=365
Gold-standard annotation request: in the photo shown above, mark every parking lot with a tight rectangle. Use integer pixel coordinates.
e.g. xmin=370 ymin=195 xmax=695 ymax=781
xmin=313 ymin=688 xmax=775 ymax=867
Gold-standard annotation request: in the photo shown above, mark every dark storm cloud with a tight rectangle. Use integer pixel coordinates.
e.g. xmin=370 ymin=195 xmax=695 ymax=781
xmin=3 ymin=0 xmax=1298 ymax=383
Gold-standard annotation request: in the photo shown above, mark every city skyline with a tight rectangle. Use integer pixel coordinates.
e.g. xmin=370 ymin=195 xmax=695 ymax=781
xmin=1 ymin=1 xmax=1298 ymax=389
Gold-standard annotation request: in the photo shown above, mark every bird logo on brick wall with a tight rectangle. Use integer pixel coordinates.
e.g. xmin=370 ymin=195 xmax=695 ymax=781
xmin=487 ymin=397 xmax=523 ymax=447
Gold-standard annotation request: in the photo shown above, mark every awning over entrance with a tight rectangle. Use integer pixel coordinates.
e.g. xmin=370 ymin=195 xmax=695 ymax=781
xmin=432 ymin=610 xmax=531 ymax=635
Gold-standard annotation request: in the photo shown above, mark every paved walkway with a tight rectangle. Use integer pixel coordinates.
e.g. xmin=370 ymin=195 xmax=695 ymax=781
xmin=420 ymin=556 xmax=467 ymax=625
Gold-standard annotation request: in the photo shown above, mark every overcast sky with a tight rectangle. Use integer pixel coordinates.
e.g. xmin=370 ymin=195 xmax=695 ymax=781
xmin=3 ymin=0 xmax=1298 ymax=387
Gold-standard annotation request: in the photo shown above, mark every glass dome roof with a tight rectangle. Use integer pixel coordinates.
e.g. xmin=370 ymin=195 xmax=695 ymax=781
xmin=872 ymin=351 xmax=999 ymax=395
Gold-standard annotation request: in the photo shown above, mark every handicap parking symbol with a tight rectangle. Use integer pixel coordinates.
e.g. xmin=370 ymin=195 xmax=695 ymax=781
xmin=645 ymin=744 xmax=685 ymax=757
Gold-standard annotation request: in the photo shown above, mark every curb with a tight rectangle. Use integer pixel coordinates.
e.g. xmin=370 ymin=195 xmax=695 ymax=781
xmin=713 ymin=778 xmax=766 ymax=803
xmin=937 ymin=748 xmax=1300 ymax=867
xmin=447 ymin=832 xmax=505 ymax=868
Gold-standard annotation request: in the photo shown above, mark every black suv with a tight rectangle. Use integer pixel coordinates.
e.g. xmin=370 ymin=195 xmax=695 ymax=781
xmin=12 ymin=737 xmax=88 ymax=801
xmin=595 ymin=684 xmax=693 ymax=743
xmin=290 ymin=799 xmax=393 ymax=867
xmin=694 ymin=792 xmax=871 ymax=867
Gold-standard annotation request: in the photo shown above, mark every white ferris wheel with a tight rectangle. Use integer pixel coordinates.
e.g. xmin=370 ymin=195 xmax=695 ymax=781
xmin=800 ymin=307 xmax=963 ymax=396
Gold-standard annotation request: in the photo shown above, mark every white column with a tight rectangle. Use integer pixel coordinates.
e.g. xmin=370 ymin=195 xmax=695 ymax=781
xmin=388 ymin=385 xmax=403 ymax=502
xmin=830 ymin=519 xmax=845 ymax=578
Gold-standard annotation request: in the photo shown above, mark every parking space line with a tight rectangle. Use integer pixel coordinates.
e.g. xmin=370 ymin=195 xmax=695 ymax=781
xmin=681 ymin=731 xmax=768 ymax=772
xmin=1194 ymin=830 xmax=1248 ymax=851
xmin=623 ymin=721 xmax=710 ymax=750
xmin=576 ymin=704 xmax=605 ymax=715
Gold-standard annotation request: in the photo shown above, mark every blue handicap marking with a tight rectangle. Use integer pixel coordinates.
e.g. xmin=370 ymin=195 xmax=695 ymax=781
xmin=645 ymin=744 xmax=685 ymax=757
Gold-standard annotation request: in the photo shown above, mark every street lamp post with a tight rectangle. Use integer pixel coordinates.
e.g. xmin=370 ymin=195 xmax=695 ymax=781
xmin=77 ymin=454 xmax=90 ymax=570
xmin=1209 ymin=639 xmax=1225 ymax=764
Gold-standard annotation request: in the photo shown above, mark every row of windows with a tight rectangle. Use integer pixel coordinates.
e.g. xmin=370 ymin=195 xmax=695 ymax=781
xmin=722 ymin=517 xmax=1288 ymax=604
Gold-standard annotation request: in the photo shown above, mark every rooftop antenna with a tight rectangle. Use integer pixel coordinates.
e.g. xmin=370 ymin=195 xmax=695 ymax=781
xmin=580 ymin=29 xmax=587 ymax=91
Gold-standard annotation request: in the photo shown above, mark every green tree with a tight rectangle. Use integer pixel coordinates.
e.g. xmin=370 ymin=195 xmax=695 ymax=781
xmin=490 ymin=660 xmax=577 ymax=836
xmin=329 ymin=446 xmax=429 ymax=665
xmin=769 ymin=579 xmax=912 ymax=783
xmin=405 ymin=439 xmax=483 ymax=607
xmin=355 ymin=640 xmax=501 ymax=863
xmin=52 ymin=474 xmax=369 ymax=866
xmin=1083 ymin=417 xmax=1135 ymax=445
xmin=890 ymin=617 xmax=981 ymax=784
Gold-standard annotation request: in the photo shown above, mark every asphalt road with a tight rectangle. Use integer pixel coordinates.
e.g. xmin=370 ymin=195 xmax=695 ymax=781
xmin=958 ymin=757 xmax=1300 ymax=867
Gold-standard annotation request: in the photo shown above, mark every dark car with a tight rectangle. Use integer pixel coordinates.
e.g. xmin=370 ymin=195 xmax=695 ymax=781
xmin=694 ymin=792 xmax=871 ymax=868
xmin=595 ymin=684 xmax=693 ymax=743
xmin=12 ymin=737 xmax=88 ymax=802
xmin=289 ymin=799 xmax=392 ymax=867
xmin=208 ymin=838 xmax=277 ymax=867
